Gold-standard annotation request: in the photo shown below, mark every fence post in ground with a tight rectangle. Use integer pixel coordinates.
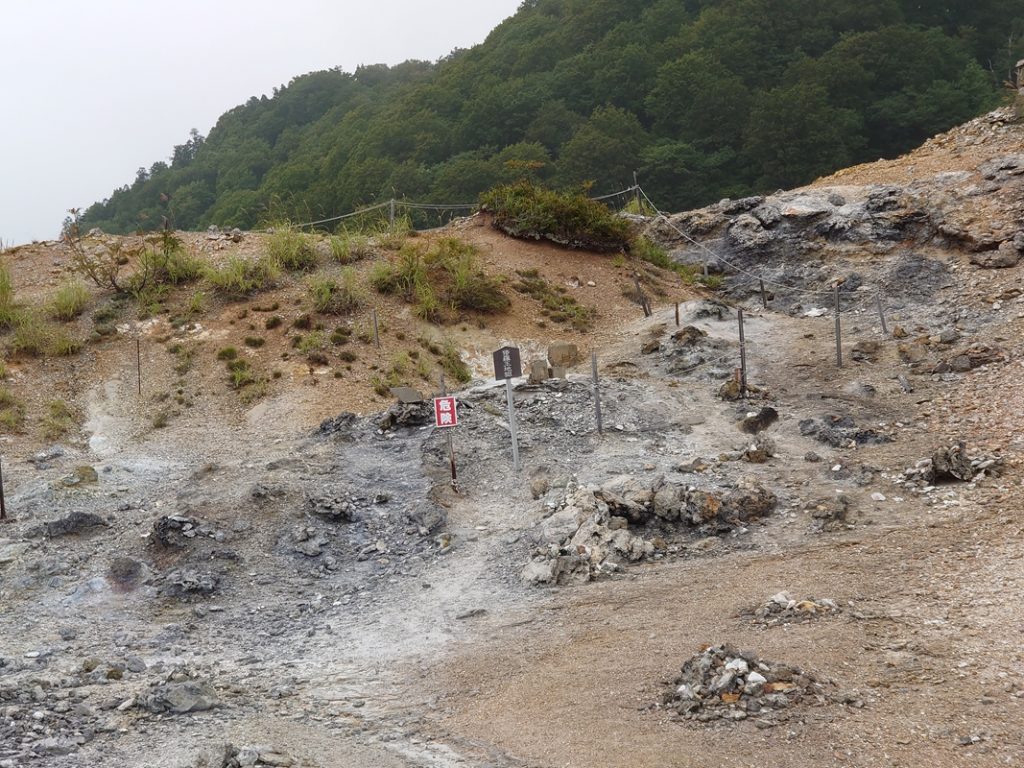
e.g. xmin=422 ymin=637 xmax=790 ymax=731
xmin=389 ymin=199 xmax=396 ymax=229
xmin=0 ymin=455 xmax=6 ymax=521
xmin=876 ymin=291 xmax=888 ymax=336
xmin=834 ymin=287 xmax=843 ymax=368
xmin=592 ymin=351 xmax=603 ymax=436
xmin=738 ymin=308 xmax=747 ymax=398
xmin=759 ymin=279 xmax=768 ymax=310
xmin=372 ymin=308 xmax=381 ymax=349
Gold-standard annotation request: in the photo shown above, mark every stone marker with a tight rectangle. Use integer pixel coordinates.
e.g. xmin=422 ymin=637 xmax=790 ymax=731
xmin=548 ymin=342 xmax=580 ymax=367
xmin=389 ymin=387 xmax=423 ymax=404
xmin=528 ymin=360 xmax=549 ymax=384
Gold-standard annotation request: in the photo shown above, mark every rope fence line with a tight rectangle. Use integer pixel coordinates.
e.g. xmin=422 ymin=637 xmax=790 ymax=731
xmin=279 ymin=184 xmax=643 ymax=233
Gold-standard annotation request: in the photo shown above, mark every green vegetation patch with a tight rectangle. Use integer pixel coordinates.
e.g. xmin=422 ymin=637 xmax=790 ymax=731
xmin=372 ymin=238 xmax=508 ymax=322
xmin=205 ymin=255 xmax=280 ymax=298
xmin=481 ymin=182 xmax=634 ymax=253
xmin=49 ymin=280 xmax=90 ymax=322
xmin=513 ymin=269 xmax=596 ymax=331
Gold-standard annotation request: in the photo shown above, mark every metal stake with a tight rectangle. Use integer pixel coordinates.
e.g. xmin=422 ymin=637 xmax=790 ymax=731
xmin=834 ymin=287 xmax=843 ymax=368
xmin=389 ymin=199 xmax=396 ymax=229
xmin=372 ymin=309 xmax=380 ymax=349
xmin=505 ymin=378 xmax=520 ymax=472
xmin=738 ymin=308 xmax=747 ymax=397
xmin=592 ymin=351 xmax=603 ymax=436
xmin=136 ymin=337 xmax=142 ymax=395
xmin=759 ymin=279 xmax=768 ymax=310
xmin=674 ymin=302 xmax=680 ymax=327
xmin=0 ymin=455 xmax=6 ymax=521
xmin=876 ymin=291 xmax=888 ymax=336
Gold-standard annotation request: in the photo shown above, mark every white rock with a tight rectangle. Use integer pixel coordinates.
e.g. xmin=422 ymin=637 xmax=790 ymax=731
xmin=747 ymin=671 xmax=767 ymax=686
xmin=725 ymin=658 xmax=749 ymax=675
xmin=871 ymin=492 xmax=886 ymax=502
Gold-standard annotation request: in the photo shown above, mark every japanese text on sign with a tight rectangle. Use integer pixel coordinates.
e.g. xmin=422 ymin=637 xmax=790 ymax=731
xmin=491 ymin=346 xmax=522 ymax=381
xmin=433 ymin=397 xmax=458 ymax=428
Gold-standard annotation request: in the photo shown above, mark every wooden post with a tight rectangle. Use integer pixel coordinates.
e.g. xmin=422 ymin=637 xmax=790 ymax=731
xmin=876 ymin=291 xmax=888 ymax=336
xmin=634 ymin=275 xmax=651 ymax=318
xmin=674 ymin=302 xmax=680 ymax=327
xmin=439 ymin=373 xmax=457 ymax=491
xmin=372 ymin=309 xmax=380 ymax=349
xmin=505 ymin=378 xmax=520 ymax=472
xmin=592 ymin=351 xmax=603 ymax=436
xmin=834 ymin=287 xmax=843 ymax=368
xmin=759 ymin=279 xmax=768 ymax=310
xmin=389 ymin=199 xmax=396 ymax=229
xmin=0 ymin=455 xmax=6 ymax=521
xmin=738 ymin=308 xmax=748 ymax=397
xmin=136 ymin=337 xmax=142 ymax=395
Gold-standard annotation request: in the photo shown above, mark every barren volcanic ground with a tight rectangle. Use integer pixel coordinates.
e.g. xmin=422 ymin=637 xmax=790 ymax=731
xmin=1 ymin=109 xmax=1024 ymax=768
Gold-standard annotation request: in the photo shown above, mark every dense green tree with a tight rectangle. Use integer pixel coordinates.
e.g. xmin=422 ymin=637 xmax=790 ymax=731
xmin=78 ymin=0 xmax=1013 ymax=234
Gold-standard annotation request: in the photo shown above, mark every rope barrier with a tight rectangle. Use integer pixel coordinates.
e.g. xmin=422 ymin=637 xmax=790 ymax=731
xmin=279 ymin=184 xmax=643 ymax=233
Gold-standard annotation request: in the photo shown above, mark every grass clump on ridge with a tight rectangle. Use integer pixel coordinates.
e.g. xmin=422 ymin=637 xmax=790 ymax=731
xmin=267 ymin=228 xmax=319 ymax=271
xmin=205 ymin=255 xmax=280 ymax=298
xmin=49 ymin=280 xmax=90 ymax=321
xmin=480 ymin=180 xmax=633 ymax=253
xmin=309 ymin=269 xmax=365 ymax=315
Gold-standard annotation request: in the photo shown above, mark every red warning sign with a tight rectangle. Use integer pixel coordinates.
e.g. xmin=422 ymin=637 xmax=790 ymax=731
xmin=433 ymin=397 xmax=458 ymax=428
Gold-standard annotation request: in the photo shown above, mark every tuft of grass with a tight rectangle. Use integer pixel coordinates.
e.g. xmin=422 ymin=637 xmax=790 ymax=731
xmin=440 ymin=338 xmax=471 ymax=384
xmin=480 ymin=181 xmax=634 ymax=252
xmin=49 ymin=280 xmax=90 ymax=321
xmin=329 ymin=233 xmax=375 ymax=264
xmin=226 ymin=358 xmax=255 ymax=388
xmin=700 ymin=273 xmax=724 ymax=290
xmin=265 ymin=315 xmax=283 ymax=330
xmin=9 ymin=312 xmax=81 ymax=357
xmin=267 ymin=228 xmax=318 ymax=271
xmin=374 ymin=213 xmax=414 ymax=251
xmin=216 ymin=346 xmax=238 ymax=361
xmin=330 ymin=326 xmax=352 ymax=345
xmin=244 ymin=336 xmax=265 ymax=348
xmin=42 ymin=399 xmax=74 ymax=440
xmin=621 ymin=197 xmax=658 ymax=217
xmin=296 ymin=330 xmax=327 ymax=356
xmin=169 ymin=343 xmax=196 ymax=375
xmin=338 ymin=349 xmax=358 ymax=363
xmin=0 ymin=387 xmax=26 ymax=432
xmin=309 ymin=269 xmax=364 ymax=315
xmin=205 ymin=255 xmax=280 ymax=298
xmin=0 ymin=263 xmax=20 ymax=330
xmin=135 ymin=236 xmax=204 ymax=287
xmin=185 ymin=290 xmax=206 ymax=317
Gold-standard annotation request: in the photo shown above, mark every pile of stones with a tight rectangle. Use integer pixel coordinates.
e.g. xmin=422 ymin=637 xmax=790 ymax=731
xmin=798 ymin=415 xmax=893 ymax=449
xmin=522 ymin=477 xmax=777 ymax=585
xmin=898 ymin=442 xmax=1003 ymax=488
xmin=749 ymin=592 xmax=841 ymax=626
xmin=662 ymin=644 xmax=832 ymax=725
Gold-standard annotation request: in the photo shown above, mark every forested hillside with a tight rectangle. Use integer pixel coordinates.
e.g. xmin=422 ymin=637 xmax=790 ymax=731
xmin=79 ymin=0 xmax=1023 ymax=234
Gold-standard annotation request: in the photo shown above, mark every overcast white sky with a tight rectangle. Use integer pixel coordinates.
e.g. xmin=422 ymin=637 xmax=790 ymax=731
xmin=0 ymin=0 xmax=522 ymax=245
